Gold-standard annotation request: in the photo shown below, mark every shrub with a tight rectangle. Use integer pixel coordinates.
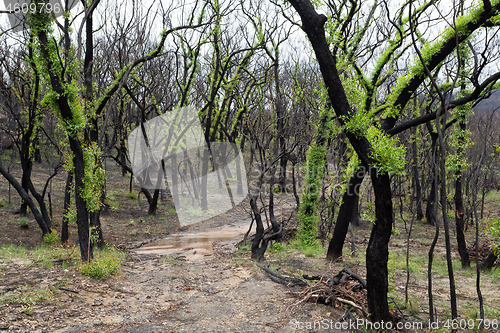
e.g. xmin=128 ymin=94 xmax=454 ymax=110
xmin=43 ymin=229 xmax=60 ymax=244
xmin=124 ymin=191 xmax=137 ymax=200
xmin=19 ymin=217 xmax=29 ymax=229
xmin=78 ymin=246 xmax=125 ymax=279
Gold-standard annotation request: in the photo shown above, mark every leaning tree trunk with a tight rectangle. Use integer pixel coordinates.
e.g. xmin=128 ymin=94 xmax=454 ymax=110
xmin=0 ymin=161 xmax=50 ymax=236
xmin=326 ymin=171 xmax=364 ymax=261
xmin=250 ymin=171 xmax=267 ymax=260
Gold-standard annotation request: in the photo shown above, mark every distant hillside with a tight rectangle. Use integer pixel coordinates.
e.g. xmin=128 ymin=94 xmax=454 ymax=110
xmin=474 ymin=89 xmax=500 ymax=113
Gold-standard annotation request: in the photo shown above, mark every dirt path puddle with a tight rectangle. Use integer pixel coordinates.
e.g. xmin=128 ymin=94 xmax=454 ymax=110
xmin=132 ymin=220 xmax=254 ymax=260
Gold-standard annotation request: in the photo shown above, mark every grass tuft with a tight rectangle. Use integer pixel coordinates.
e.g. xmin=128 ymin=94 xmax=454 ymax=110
xmin=78 ymin=246 xmax=125 ymax=279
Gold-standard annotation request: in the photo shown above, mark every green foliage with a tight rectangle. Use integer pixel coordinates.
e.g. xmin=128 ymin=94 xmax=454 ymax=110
xmin=447 ymin=103 xmax=473 ymax=178
xmin=19 ymin=217 xmax=29 ymax=229
xmin=297 ymin=143 xmax=326 ymax=247
xmin=389 ymin=295 xmax=420 ymax=316
xmin=124 ymin=191 xmax=137 ymax=200
xmin=341 ymin=110 xmax=371 ymax=138
xmin=366 ymin=126 xmax=406 ymax=175
xmin=269 ymin=242 xmax=286 ymax=253
xmin=0 ymin=243 xmax=79 ymax=265
xmin=286 ymin=239 xmax=326 ymax=258
xmin=488 ymin=218 xmax=500 ymax=256
xmin=65 ymin=204 xmax=77 ymax=224
xmin=387 ymin=252 xmax=424 ymax=275
xmin=78 ymin=246 xmax=125 ymax=279
xmin=82 ymin=142 xmax=105 ymax=212
xmin=304 ymin=246 xmax=321 ymax=258
xmin=43 ymin=229 xmax=61 ymax=245
xmin=0 ymin=287 xmax=53 ymax=315
xmin=187 ymin=206 xmax=213 ymax=217
xmin=162 ymin=255 xmax=182 ymax=266
xmin=383 ymin=0 xmax=498 ymax=119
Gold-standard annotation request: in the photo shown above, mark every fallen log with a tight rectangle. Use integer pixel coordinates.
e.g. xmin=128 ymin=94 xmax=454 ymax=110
xmin=58 ymin=287 xmax=79 ymax=294
xmin=303 ymin=267 xmax=366 ymax=289
xmin=257 ymin=262 xmax=308 ymax=287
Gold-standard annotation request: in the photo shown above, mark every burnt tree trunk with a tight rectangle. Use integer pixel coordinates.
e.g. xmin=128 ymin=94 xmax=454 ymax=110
xmin=250 ymin=169 xmax=267 ymax=260
xmin=286 ymin=0 xmax=395 ymax=321
xmin=0 ymin=161 xmax=50 ymax=236
xmin=426 ymin=130 xmax=438 ymax=226
xmin=61 ymin=171 xmax=73 ymax=243
xmin=326 ymin=171 xmax=364 ymax=261
xmin=479 ymin=251 xmax=498 ymax=270
xmin=366 ymin=172 xmax=394 ymax=323
xmin=454 ymin=175 xmax=470 ymax=268
xmin=411 ymin=126 xmax=424 ymax=220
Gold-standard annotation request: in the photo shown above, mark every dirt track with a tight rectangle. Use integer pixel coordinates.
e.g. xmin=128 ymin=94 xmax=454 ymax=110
xmin=0 ymin=225 xmax=344 ymax=333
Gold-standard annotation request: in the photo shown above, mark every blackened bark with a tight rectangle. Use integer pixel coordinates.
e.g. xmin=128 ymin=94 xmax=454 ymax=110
xmin=34 ymin=130 xmax=42 ymax=164
xmin=19 ymin=175 xmax=28 ymax=216
xmin=479 ymin=251 xmax=498 ymax=270
xmin=455 ymin=176 xmax=470 ymax=268
xmin=275 ymin=52 xmax=288 ymax=193
xmin=20 ymin=143 xmax=52 ymax=228
xmin=366 ymin=172 xmax=393 ymax=323
xmin=26 ymin=178 xmax=52 ymax=229
xmin=287 ymin=0 xmax=393 ymax=321
xmin=0 ymin=161 xmax=50 ymax=236
xmin=351 ymin=192 xmax=360 ymax=227
xmin=426 ymin=130 xmax=438 ymax=226
xmin=250 ymin=169 xmax=270 ymax=260
xmin=268 ymin=166 xmax=281 ymax=233
xmin=278 ymin=156 xmax=288 ymax=193
xmin=148 ymin=160 xmax=167 ymax=216
xmin=148 ymin=190 xmax=160 ymax=216
xmin=90 ymin=211 xmax=104 ymax=249
xmin=37 ymin=28 xmax=91 ymax=262
xmin=290 ymin=155 xmax=300 ymax=207
xmin=61 ymin=171 xmax=73 ymax=243
xmin=411 ymin=127 xmax=424 ymax=220
xmin=250 ymin=194 xmax=267 ymax=260
xmin=326 ymin=172 xmax=364 ymax=261
xmin=72 ymin=141 xmax=91 ymax=262
xmin=140 ymin=188 xmax=152 ymax=205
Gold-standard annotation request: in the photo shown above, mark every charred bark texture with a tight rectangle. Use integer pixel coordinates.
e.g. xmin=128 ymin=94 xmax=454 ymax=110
xmin=479 ymin=251 xmax=498 ymax=270
xmin=454 ymin=176 xmax=470 ymax=268
xmin=0 ymin=161 xmax=50 ymax=236
xmin=286 ymin=0 xmax=394 ymax=321
xmin=327 ymin=172 xmax=364 ymax=261
xmin=411 ymin=126 xmax=424 ymax=220
xmin=61 ymin=171 xmax=73 ymax=244
xmin=365 ymin=172 xmax=393 ymax=322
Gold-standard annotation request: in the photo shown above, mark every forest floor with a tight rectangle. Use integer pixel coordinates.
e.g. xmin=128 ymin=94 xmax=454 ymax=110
xmin=0 ymin=162 xmax=499 ymax=332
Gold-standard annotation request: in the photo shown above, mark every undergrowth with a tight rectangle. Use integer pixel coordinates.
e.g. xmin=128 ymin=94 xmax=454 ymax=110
xmin=77 ymin=246 xmax=125 ymax=279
